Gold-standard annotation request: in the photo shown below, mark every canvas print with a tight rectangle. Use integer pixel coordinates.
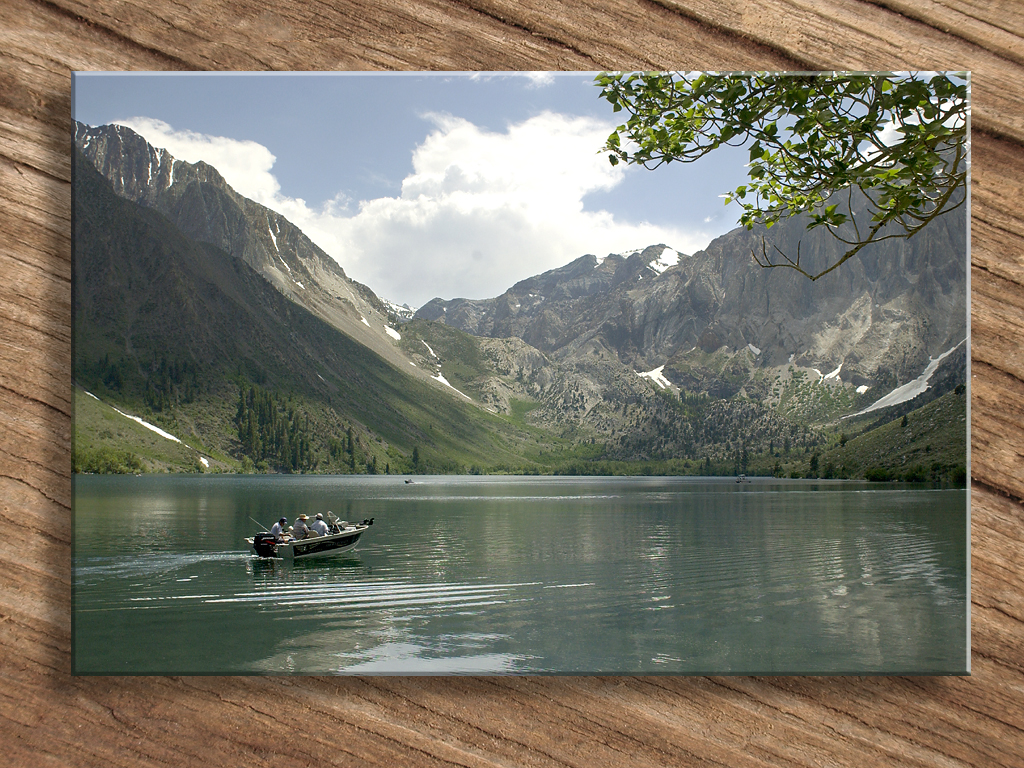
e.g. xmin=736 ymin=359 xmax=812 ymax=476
xmin=72 ymin=72 xmax=969 ymax=675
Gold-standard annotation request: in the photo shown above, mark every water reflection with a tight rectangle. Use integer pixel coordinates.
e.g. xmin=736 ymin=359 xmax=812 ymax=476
xmin=74 ymin=475 xmax=967 ymax=674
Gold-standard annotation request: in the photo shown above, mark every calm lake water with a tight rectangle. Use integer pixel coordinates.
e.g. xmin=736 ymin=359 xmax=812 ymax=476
xmin=73 ymin=475 xmax=968 ymax=675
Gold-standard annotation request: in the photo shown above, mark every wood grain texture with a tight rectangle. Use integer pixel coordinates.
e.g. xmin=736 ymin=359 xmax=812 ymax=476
xmin=2 ymin=0 xmax=1022 ymax=764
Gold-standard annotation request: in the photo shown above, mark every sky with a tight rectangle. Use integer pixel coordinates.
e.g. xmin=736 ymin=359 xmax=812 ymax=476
xmin=73 ymin=72 xmax=751 ymax=308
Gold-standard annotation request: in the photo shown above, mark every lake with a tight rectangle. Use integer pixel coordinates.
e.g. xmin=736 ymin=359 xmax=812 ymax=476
xmin=73 ymin=475 xmax=968 ymax=675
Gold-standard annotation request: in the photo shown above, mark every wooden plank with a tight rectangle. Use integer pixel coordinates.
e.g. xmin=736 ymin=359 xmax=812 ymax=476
xmin=2 ymin=0 xmax=1022 ymax=766
xmin=651 ymin=0 xmax=1024 ymax=142
xmin=869 ymin=0 xmax=1024 ymax=56
xmin=34 ymin=0 xmax=814 ymax=71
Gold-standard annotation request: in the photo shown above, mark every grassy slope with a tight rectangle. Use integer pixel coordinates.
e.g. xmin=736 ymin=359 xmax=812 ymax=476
xmin=396 ymin=320 xmax=490 ymax=393
xmin=73 ymin=388 xmax=227 ymax=473
xmin=824 ymin=389 xmax=968 ymax=481
xmin=736 ymin=389 xmax=968 ymax=482
xmin=73 ymin=150 xmax=967 ymax=479
xmin=73 ymin=151 xmax=550 ymax=474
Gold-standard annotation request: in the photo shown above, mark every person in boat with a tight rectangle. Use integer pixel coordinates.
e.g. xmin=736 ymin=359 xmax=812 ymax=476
xmin=293 ymin=514 xmax=311 ymax=540
xmin=310 ymin=513 xmax=330 ymax=537
xmin=270 ymin=516 xmax=289 ymax=541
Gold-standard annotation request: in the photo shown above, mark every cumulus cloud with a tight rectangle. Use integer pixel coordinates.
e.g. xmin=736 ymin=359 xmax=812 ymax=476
xmin=119 ymin=113 xmax=709 ymax=308
xmin=523 ymin=72 xmax=557 ymax=88
xmin=467 ymin=71 xmax=557 ymax=88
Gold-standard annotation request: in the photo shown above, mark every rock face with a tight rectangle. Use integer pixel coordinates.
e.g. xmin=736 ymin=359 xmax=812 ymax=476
xmin=74 ymin=122 xmax=420 ymax=380
xmin=416 ymin=205 xmax=967 ymax=397
xmin=75 ymin=122 xmax=339 ymax=294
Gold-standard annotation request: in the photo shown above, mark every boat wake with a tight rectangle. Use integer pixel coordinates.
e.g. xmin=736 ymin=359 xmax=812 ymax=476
xmin=75 ymin=550 xmax=251 ymax=581
xmin=207 ymin=579 xmax=540 ymax=613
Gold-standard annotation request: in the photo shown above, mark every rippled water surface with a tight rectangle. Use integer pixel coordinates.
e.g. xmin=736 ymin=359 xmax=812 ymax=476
xmin=73 ymin=475 xmax=967 ymax=674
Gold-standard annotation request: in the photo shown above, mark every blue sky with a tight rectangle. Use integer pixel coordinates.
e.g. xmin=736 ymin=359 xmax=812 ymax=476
xmin=74 ymin=72 xmax=750 ymax=307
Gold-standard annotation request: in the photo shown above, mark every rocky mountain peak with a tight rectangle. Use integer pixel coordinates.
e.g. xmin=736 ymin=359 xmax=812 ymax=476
xmin=415 ymin=201 xmax=966 ymax=404
xmin=74 ymin=121 xmax=436 ymax=384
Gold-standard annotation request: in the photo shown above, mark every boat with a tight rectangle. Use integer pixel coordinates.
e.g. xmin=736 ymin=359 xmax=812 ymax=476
xmin=247 ymin=514 xmax=374 ymax=560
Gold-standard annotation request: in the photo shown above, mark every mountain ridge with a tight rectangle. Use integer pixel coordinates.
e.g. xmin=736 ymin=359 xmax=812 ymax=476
xmin=74 ymin=121 xmax=432 ymax=390
xmin=73 ymin=121 xmax=967 ymax=480
xmin=414 ymin=204 xmax=966 ymax=398
xmin=73 ymin=145 xmax=551 ymax=474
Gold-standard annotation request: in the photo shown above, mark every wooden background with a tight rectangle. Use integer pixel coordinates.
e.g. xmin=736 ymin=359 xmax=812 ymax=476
xmin=2 ymin=0 xmax=1022 ymax=765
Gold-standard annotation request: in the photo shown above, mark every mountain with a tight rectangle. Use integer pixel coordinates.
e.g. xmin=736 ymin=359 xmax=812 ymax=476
xmin=415 ymin=203 xmax=967 ymax=404
xmin=72 ymin=146 xmax=548 ymax=473
xmin=73 ymin=121 xmax=966 ymax=481
xmin=410 ymin=189 xmax=966 ymax=479
xmin=73 ymin=121 xmax=672 ymax=464
xmin=74 ymin=121 xmax=421 ymax=383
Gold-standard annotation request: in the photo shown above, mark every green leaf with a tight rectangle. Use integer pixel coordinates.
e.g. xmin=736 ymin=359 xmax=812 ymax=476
xmin=592 ymin=71 xmax=967 ymax=278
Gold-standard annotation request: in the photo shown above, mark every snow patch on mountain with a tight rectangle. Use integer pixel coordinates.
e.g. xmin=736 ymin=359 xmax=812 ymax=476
xmin=87 ymin=390 xmax=181 ymax=444
xmin=384 ymin=326 xmax=401 ymax=341
xmin=268 ymin=219 xmax=279 ymax=252
xmin=637 ymin=365 xmax=672 ymax=389
xmin=432 ymin=372 xmax=471 ymax=400
xmin=84 ymin=389 xmax=216 ymax=467
xmin=849 ymin=341 xmax=964 ymax=417
xmin=648 ymin=247 xmax=680 ymax=275
xmin=384 ymin=299 xmax=416 ymax=319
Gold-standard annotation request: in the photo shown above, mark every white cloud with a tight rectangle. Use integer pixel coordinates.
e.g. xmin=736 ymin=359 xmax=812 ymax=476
xmin=118 ymin=113 xmax=708 ymax=308
xmin=523 ymin=72 xmax=557 ymax=88
xmin=467 ymin=71 xmax=558 ymax=88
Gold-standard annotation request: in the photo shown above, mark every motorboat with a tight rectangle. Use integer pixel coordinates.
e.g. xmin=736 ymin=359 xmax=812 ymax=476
xmin=247 ymin=514 xmax=374 ymax=560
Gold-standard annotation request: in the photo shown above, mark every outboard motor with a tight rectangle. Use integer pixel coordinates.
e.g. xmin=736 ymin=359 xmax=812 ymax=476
xmin=252 ymin=532 xmax=278 ymax=558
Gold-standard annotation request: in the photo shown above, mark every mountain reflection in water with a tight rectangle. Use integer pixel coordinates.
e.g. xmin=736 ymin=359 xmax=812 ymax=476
xmin=74 ymin=475 xmax=967 ymax=675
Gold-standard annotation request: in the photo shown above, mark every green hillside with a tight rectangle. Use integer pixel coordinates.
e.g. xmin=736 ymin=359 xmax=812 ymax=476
xmin=722 ymin=387 xmax=968 ymax=483
xmin=821 ymin=388 xmax=968 ymax=483
xmin=73 ymin=150 xmax=557 ymax=475
xmin=73 ymin=146 xmax=967 ymax=482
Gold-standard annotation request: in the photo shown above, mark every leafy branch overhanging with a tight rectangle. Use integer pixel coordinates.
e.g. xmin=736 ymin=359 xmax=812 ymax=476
xmin=596 ymin=72 xmax=968 ymax=280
